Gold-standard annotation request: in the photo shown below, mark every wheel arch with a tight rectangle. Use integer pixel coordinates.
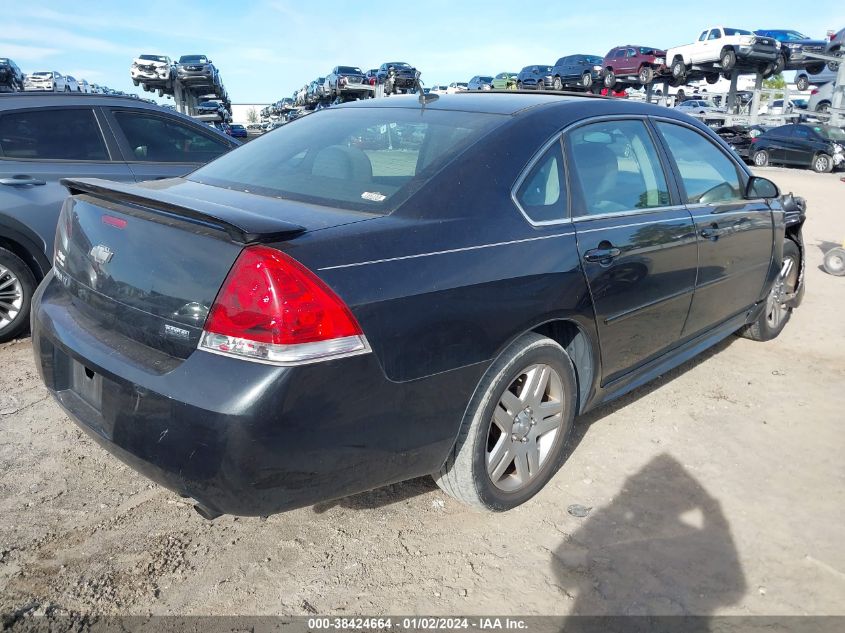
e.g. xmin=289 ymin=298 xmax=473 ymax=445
xmin=529 ymin=319 xmax=597 ymax=414
xmin=0 ymin=229 xmax=49 ymax=282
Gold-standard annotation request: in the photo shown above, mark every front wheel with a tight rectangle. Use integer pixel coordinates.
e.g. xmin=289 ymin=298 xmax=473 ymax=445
xmin=824 ymin=247 xmax=845 ymax=276
xmin=0 ymin=248 xmax=36 ymax=343
xmin=434 ymin=333 xmax=577 ymax=511
xmin=516 ymin=81 xmax=523 ymax=90
xmin=721 ymin=49 xmax=737 ymax=71
xmin=753 ymin=150 xmax=769 ymax=167
xmin=552 ymin=76 xmax=562 ymax=91
xmin=739 ymin=240 xmax=800 ymax=342
xmin=638 ymin=66 xmax=654 ymax=85
xmin=671 ymin=58 xmax=686 ymax=80
xmin=581 ymin=73 xmax=592 ymax=88
xmin=705 ymin=73 xmax=719 ymax=85
xmin=796 ymin=75 xmax=810 ymax=91
xmin=812 ymin=153 xmax=833 ymax=173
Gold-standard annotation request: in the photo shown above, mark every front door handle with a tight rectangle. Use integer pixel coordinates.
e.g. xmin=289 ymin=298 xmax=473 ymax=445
xmin=583 ymin=246 xmax=621 ymax=263
xmin=700 ymin=225 xmax=725 ymax=240
xmin=0 ymin=175 xmax=47 ymax=186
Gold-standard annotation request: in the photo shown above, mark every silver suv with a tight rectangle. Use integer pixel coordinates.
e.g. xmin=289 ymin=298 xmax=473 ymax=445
xmin=0 ymin=93 xmax=238 ymax=341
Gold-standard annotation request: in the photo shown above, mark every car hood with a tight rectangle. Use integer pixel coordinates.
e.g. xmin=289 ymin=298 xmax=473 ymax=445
xmin=134 ymin=58 xmax=169 ymax=66
xmin=780 ymin=38 xmax=828 ymax=47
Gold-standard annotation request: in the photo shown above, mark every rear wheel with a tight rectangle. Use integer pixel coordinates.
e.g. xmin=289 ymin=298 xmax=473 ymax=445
xmin=739 ymin=240 xmax=800 ymax=342
xmin=434 ymin=333 xmax=577 ymax=511
xmin=516 ymin=81 xmax=523 ymax=90
xmin=806 ymin=63 xmax=824 ymax=76
xmin=0 ymin=248 xmax=36 ymax=343
xmin=823 ymin=247 xmax=845 ymax=276
xmin=753 ymin=150 xmax=769 ymax=167
xmin=721 ymin=48 xmax=737 ymax=71
xmin=638 ymin=66 xmax=654 ymax=85
xmin=603 ymin=70 xmax=616 ymax=88
xmin=828 ymin=48 xmax=842 ymax=71
xmin=815 ymin=101 xmax=831 ymax=114
xmin=812 ymin=153 xmax=833 ymax=173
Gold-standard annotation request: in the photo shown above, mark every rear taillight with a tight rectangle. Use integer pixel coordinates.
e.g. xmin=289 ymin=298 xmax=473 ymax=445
xmin=199 ymin=246 xmax=369 ymax=365
xmin=811 ymin=89 xmax=819 ymax=95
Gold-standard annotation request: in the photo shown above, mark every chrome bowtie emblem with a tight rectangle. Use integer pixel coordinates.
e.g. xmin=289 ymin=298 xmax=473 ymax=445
xmin=89 ymin=244 xmax=114 ymax=264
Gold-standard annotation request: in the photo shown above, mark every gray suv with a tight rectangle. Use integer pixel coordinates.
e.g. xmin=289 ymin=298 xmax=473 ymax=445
xmin=0 ymin=93 xmax=239 ymax=341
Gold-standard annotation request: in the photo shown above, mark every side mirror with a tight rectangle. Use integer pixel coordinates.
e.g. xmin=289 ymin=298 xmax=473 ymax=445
xmin=746 ymin=176 xmax=779 ymax=199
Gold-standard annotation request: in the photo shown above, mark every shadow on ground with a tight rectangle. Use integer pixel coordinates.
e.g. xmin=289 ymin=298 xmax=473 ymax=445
xmin=553 ymin=453 xmax=746 ymax=617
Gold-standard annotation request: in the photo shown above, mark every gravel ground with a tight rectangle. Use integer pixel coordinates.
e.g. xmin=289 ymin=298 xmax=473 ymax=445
xmin=0 ymin=167 xmax=843 ymax=619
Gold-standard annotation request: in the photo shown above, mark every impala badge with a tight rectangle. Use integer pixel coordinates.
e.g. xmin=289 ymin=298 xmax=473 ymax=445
xmin=90 ymin=244 xmax=114 ymax=265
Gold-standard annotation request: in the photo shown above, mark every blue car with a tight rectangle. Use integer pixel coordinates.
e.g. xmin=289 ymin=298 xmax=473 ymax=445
xmin=228 ymin=124 xmax=247 ymax=138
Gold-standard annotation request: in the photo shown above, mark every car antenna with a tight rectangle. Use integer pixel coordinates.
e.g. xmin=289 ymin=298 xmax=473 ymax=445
xmin=416 ymin=71 xmax=438 ymax=106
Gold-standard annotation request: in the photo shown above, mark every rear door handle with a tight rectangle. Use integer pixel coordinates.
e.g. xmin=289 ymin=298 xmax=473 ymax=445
xmin=583 ymin=247 xmax=621 ymax=263
xmin=0 ymin=175 xmax=47 ymax=186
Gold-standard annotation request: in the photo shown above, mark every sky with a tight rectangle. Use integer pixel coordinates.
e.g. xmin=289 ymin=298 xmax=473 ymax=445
xmin=5 ymin=0 xmax=844 ymax=104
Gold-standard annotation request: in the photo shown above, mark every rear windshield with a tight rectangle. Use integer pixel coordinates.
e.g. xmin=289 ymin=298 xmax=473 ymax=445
xmin=337 ymin=66 xmax=363 ymax=74
xmin=480 ymin=76 xmax=493 ymax=82
xmin=724 ymin=28 xmax=752 ymax=36
xmin=179 ymin=55 xmax=208 ymax=63
xmin=586 ymin=56 xmax=602 ymax=65
xmin=140 ymin=55 xmax=168 ymax=62
xmin=190 ymin=107 xmax=503 ymax=213
xmin=637 ymin=47 xmax=658 ymax=55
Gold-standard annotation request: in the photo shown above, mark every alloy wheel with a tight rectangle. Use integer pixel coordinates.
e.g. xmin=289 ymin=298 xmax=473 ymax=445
xmin=486 ymin=364 xmax=564 ymax=492
xmin=815 ymin=155 xmax=830 ymax=172
xmin=0 ymin=265 xmax=23 ymax=330
xmin=765 ymin=254 xmax=798 ymax=330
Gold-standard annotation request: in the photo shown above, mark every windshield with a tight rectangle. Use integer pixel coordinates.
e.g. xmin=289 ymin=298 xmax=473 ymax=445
xmin=33 ymin=72 xmax=53 ymax=77
xmin=776 ymin=30 xmax=808 ymax=41
xmin=480 ymin=77 xmax=493 ymax=82
xmin=724 ymin=28 xmax=752 ymax=36
xmin=190 ymin=107 xmax=503 ymax=213
xmin=387 ymin=62 xmax=412 ymax=69
xmin=337 ymin=66 xmax=363 ymax=74
xmin=179 ymin=55 xmax=208 ymax=63
xmin=815 ymin=126 xmax=845 ymax=141
xmin=140 ymin=55 xmax=168 ymax=62
xmin=637 ymin=47 xmax=658 ymax=55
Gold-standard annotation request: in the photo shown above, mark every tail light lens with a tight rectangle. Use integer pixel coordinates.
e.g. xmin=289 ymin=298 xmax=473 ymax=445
xmin=811 ymin=89 xmax=819 ymax=95
xmin=199 ymin=246 xmax=369 ymax=365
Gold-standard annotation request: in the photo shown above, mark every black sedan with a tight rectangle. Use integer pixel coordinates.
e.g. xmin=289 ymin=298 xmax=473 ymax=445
xmin=32 ymin=93 xmax=805 ymax=517
xmin=751 ymin=123 xmax=845 ymax=173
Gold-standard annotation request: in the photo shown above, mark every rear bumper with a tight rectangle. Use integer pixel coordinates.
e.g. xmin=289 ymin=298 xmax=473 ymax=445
xmin=32 ymin=272 xmax=476 ymax=516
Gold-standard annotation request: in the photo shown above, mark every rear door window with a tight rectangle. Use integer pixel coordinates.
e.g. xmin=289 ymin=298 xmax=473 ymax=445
xmin=0 ymin=108 xmax=108 ymax=161
xmin=566 ymin=120 xmax=670 ymax=216
xmin=111 ymin=111 xmax=230 ymax=163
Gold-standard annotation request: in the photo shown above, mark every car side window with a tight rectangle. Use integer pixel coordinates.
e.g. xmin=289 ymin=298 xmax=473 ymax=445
xmin=793 ymin=126 xmax=810 ymax=139
xmin=708 ymin=30 xmax=722 ymax=40
xmin=0 ymin=108 xmax=108 ymax=161
xmin=567 ymin=120 xmax=670 ymax=216
xmin=112 ymin=111 xmax=230 ymax=163
xmin=699 ymin=31 xmax=708 ymax=41
xmin=656 ymin=122 xmax=744 ymax=204
xmin=515 ymin=140 xmax=567 ymax=223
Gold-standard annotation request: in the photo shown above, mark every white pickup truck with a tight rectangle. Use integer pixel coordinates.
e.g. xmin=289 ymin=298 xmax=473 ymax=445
xmin=667 ymin=27 xmax=782 ymax=82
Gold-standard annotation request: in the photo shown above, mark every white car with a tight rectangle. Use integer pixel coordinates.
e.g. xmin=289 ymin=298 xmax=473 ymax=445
xmin=675 ymin=99 xmax=724 ymax=114
xmin=78 ymin=79 xmax=91 ymax=93
xmin=446 ymin=82 xmax=468 ymax=94
xmin=667 ymin=27 xmax=781 ymax=82
xmin=429 ymin=85 xmax=449 ymax=94
xmin=130 ymin=54 xmax=174 ymax=90
xmin=65 ymin=75 xmax=81 ymax=92
xmin=23 ymin=71 xmax=68 ymax=92
xmin=808 ymin=81 xmax=836 ymax=113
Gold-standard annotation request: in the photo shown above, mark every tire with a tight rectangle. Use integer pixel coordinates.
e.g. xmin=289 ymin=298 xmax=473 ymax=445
xmin=806 ymin=63 xmax=824 ymax=76
xmin=812 ymin=153 xmax=833 ymax=174
xmin=603 ymin=70 xmax=616 ymax=88
xmin=772 ymin=54 xmax=786 ymax=75
xmin=721 ymin=49 xmax=737 ymax=71
xmin=0 ymin=247 xmax=37 ymax=343
xmin=705 ymin=73 xmax=719 ymax=85
xmin=815 ymin=101 xmax=831 ymax=114
xmin=671 ymin=58 xmax=686 ymax=81
xmin=581 ymin=73 xmax=592 ymax=88
xmin=516 ymin=81 xmax=523 ymax=90
xmin=434 ymin=333 xmax=577 ymax=511
xmin=64 ymin=85 xmax=70 ymax=92
xmin=552 ymin=76 xmax=562 ymax=91
xmin=827 ymin=48 xmax=842 ymax=72
xmin=132 ymin=79 xmax=139 ymax=86
xmin=638 ymin=66 xmax=653 ymax=85
xmin=739 ymin=240 xmax=800 ymax=342
xmin=823 ymin=247 xmax=845 ymax=276
xmin=796 ymin=75 xmax=809 ymax=91
xmin=753 ymin=150 xmax=769 ymax=167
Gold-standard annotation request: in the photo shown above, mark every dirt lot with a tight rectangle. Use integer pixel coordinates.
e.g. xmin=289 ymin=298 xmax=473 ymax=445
xmin=1 ymin=167 xmax=844 ymax=619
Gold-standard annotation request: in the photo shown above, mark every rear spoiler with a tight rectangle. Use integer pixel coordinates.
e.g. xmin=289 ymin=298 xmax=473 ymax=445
xmin=61 ymin=178 xmax=307 ymax=244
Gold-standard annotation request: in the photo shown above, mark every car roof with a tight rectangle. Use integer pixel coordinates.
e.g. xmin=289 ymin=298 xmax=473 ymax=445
xmin=0 ymin=93 xmax=205 ymax=125
xmin=336 ymin=91 xmax=628 ymax=116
